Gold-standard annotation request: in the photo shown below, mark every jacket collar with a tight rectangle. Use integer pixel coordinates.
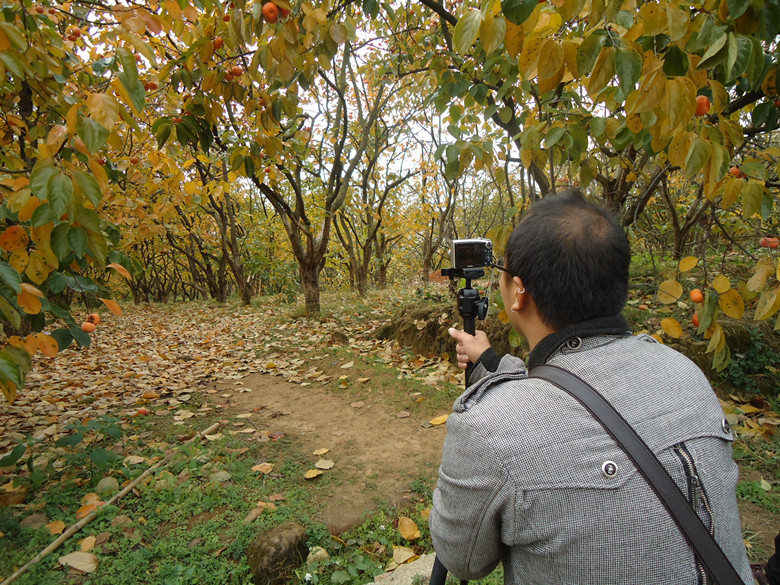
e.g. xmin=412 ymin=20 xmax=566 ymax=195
xmin=528 ymin=314 xmax=632 ymax=369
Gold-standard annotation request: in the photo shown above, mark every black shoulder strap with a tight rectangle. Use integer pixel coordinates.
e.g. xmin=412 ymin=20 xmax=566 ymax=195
xmin=530 ymin=364 xmax=745 ymax=585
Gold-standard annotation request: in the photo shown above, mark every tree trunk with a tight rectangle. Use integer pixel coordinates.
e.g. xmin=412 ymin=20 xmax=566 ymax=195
xmin=299 ymin=261 xmax=321 ymax=314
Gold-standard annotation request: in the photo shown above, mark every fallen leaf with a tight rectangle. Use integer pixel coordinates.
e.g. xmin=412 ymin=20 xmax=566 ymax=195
xmin=398 ymin=517 xmax=420 ymax=541
xmin=256 ymin=501 xmax=277 ymax=511
xmin=80 ymin=535 xmax=96 ymax=552
xmin=58 ymin=551 xmax=98 ymax=573
xmin=124 ymin=455 xmax=147 ymax=466
xmin=75 ymin=502 xmax=99 ymax=520
xmin=351 ymin=401 xmax=364 ymax=408
xmin=46 ymin=520 xmax=66 ymax=535
xmin=392 ymin=545 xmax=416 ymax=565
xmin=357 ymin=377 xmax=370 ymax=383
xmin=420 ymin=508 xmax=431 ymax=521
xmin=429 ymin=414 xmax=449 ymax=426
xmin=204 ymin=433 xmax=223 ymax=441
xmin=268 ymin=493 xmax=286 ymax=501
xmin=252 ymin=463 xmax=274 ymax=474
xmin=340 ymin=361 xmax=354 ymax=369
xmin=312 ymin=448 xmax=329 ymax=456
xmin=304 ymin=469 xmax=323 ymax=479
xmin=396 ymin=411 xmax=410 ymax=418
xmin=315 ymin=459 xmax=334 ymax=470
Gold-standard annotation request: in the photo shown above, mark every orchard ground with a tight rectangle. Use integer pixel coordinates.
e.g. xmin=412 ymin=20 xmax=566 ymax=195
xmin=0 ymin=288 xmax=778 ymax=585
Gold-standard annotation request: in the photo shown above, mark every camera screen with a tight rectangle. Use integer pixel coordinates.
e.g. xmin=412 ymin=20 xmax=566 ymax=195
xmin=452 ymin=239 xmax=491 ymax=268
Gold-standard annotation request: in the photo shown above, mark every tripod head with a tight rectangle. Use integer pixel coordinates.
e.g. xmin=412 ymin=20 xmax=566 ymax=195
xmin=441 ymin=267 xmax=488 ymax=336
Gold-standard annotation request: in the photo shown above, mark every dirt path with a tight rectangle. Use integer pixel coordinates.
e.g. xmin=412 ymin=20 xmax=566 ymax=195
xmin=216 ymin=372 xmax=447 ymax=533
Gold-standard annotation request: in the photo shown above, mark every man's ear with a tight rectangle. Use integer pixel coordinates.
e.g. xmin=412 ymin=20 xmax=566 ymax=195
xmin=512 ymin=276 xmax=526 ymax=311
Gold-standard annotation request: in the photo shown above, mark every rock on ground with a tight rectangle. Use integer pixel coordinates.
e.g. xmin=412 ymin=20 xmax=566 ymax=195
xmin=365 ymin=553 xmax=437 ymax=585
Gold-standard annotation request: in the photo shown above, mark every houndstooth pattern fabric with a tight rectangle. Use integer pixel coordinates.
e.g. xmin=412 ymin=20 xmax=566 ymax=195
xmin=429 ymin=333 xmax=753 ymax=585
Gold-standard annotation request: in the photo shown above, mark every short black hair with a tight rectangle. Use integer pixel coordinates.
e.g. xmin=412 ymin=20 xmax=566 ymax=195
xmin=504 ymin=188 xmax=630 ymax=330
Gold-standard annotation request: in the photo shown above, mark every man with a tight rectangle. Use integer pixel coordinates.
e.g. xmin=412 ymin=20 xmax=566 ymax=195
xmin=430 ymin=189 xmax=752 ymax=584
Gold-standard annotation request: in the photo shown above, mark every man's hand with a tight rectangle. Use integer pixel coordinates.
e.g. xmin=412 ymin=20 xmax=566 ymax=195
xmin=448 ymin=328 xmax=491 ymax=370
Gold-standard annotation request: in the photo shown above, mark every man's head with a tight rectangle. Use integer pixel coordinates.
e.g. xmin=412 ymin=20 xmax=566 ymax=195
xmin=503 ymin=188 xmax=630 ymax=330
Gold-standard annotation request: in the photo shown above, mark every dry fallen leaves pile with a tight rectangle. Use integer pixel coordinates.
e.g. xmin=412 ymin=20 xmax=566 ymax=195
xmin=0 ymin=301 xmax=460 ymax=457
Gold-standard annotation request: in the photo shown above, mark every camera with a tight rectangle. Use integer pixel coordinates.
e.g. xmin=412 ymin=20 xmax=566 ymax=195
xmin=450 ymin=238 xmax=493 ymax=270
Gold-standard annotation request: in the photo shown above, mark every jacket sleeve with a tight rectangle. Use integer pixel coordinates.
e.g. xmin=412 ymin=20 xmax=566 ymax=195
xmin=429 ymin=410 xmax=513 ymax=580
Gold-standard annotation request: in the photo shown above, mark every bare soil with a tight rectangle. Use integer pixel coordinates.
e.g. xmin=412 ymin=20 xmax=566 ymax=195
xmin=216 ymin=372 xmax=447 ymax=534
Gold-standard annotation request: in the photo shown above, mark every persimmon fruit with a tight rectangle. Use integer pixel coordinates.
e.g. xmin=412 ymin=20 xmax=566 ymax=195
xmin=214 ymin=36 xmax=224 ymax=49
xmin=692 ymin=313 xmax=699 ymax=328
xmin=695 ymin=95 xmax=711 ymax=116
xmin=223 ymin=13 xmax=231 ymax=21
xmin=280 ymin=6 xmax=290 ymax=17
xmin=760 ymin=236 xmax=780 ymax=249
xmin=130 ymin=156 xmax=139 ymax=164
xmin=689 ymin=289 xmax=704 ymax=303
xmin=35 ymin=5 xmax=45 ymax=13
xmin=81 ymin=322 xmax=96 ymax=333
xmin=87 ymin=313 xmax=101 ymax=325
xmin=262 ymin=2 xmax=279 ymax=22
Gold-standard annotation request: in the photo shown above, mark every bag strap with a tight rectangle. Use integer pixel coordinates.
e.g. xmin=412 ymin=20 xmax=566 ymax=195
xmin=530 ymin=364 xmax=744 ymax=585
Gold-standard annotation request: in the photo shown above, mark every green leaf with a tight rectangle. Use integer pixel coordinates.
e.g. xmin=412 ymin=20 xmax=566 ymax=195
xmin=51 ymin=224 xmax=71 ymax=260
xmin=0 ymin=23 xmax=26 ymax=50
xmin=69 ymin=324 xmax=91 ymax=349
xmin=615 ymin=49 xmax=642 ymax=100
xmin=116 ymin=48 xmax=145 ymax=113
xmin=152 ymin=118 xmax=173 ymax=149
xmin=696 ymin=33 xmax=728 ymax=71
xmin=55 ymin=434 xmax=83 ymax=448
xmin=30 ymin=159 xmax=57 ymax=200
xmin=727 ymin=0 xmax=751 ymax=19
xmin=51 ymin=328 xmax=74 ymax=351
xmin=67 ymin=227 xmax=88 ymax=258
xmin=502 ymin=0 xmax=538 ymax=25
xmin=545 ymin=126 xmax=565 ymax=148
xmin=726 ymin=35 xmax=752 ymax=83
xmin=697 ymin=291 xmax=717 ymax=335
xmin=0 ymin=444 xmax=26 ymax=467
xmin=76 ymin=116 xmax=109 ymax=153
xmin=741 ymin=181 xmax=763 ymax=218
xmin=47 ymin=174 xmax=73 ymax=219
xmin=0 ymin=53 xmax=25 ymax=79
xmin=31 ymin=202 xmax=55 ymax=228
xmin=576 ymin=32 xmax=606 ymax=77
xmin=0 ymin=351 xmax=23 ymax=389
xmin=73 ymin=171 xmax=102 ymax=207
xmin=684 ymin=137 xmax=712 ymax=178
xmin=0 ymin=261 xmax=22 ymax=294
xmin=0 ymin=295 xmax=21 ymax=329
xmin=453 ymin=10 xmax=482 ymax=54
xmin=739 ymin=161 xmax=768 ymax=181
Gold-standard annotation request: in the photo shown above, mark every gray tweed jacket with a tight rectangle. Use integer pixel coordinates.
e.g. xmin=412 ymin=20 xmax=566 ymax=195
xmin=430 ymin=332 xmax=753 ymax=585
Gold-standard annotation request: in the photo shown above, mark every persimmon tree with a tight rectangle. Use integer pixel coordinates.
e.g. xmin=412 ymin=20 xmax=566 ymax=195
xmin=406 ymin=0 xmax=780 ymax=368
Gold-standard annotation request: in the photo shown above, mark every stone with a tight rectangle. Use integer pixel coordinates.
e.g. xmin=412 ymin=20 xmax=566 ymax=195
xmin=20 ymin=512 xmax=48 ymax=529
xmin=306 ymin=545 xmax=329 ymax=564
xmin=246 ymin=521 xmax=307 ymax=585
xmin=96 ymin=476 xmax=119 ymax=496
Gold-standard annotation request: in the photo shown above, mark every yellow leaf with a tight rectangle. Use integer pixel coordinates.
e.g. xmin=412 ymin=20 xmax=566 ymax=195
xmin=429 ymin=414 xmax=449 ymax=426
xmin=656 ymin=279 xmax=683 ymax=304
xmin=312 ymin=448 xmax=329 ymax=456
xmin=678 ymin=256 xmax=699 ymax=272
xmin=586 ymin=46 xmax=615 ymax=98
xmin=504 ymin=20 xmax=524 ymax=58
xmin=99 ymin=297 xmax=122 ymax=315
xmin=660 ymin=318 xmax=683 ymax=339
xmin=25 ymin=250 xmax=53 ymax=285
xmin=46 ymin=125 xmax=69 ymax=152
xmin=538 ymin=39 xmax=564 ymax=81
xmin=518 ymin=37 xmax=544 ymax=80
xmin=37 ymin=333 xmax=60 ymax=358
xmin=718 ymin=289 xmax=744 ymax=319
xmin=398 ymin=517 xmax=421 ymax=541
xmin=17 ymin=285 xmax=43 ymax=315
xmin=722 ymin=176 xmax=742 ymax=209
xmin=304 ymin=469 xmax=323 ymax=479
xmin=754 ymin=289 xmax=780 ymax=321
xmin=668 ymin=131 xmax=696 ymax=169
xmin=107 ymin=263 xmax=131 ymax=280
xmin=58 ymin=551 xmax=98 ymax=574
xmin=705 ymin=322 xmax=724 ymax=354
xmin=747 ymin=258 xmax=775 ymax=292
xmin=79 ymin=535 xmax=96 ymax=552
xmin=47 ymin=520 xmax=66 ymax=535
xmin=712 ymin=274 xmax=731 ymax=294
xmin=252 ymin=463 xmax=274 ymax=474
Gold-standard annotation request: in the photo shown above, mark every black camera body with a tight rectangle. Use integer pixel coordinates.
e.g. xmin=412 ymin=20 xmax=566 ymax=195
xmin=450 ymin=238 xmax=493 ymax=270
